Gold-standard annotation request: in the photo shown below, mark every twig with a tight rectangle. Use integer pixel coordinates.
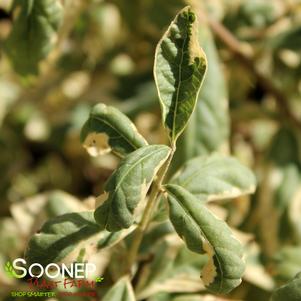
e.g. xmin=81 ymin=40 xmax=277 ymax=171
xmin=195 ymin=6 xmax=301 ymax=130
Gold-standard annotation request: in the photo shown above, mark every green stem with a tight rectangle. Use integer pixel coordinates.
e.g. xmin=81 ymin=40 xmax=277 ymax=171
xmin=125 ymin=147 xmax=175 ymax=275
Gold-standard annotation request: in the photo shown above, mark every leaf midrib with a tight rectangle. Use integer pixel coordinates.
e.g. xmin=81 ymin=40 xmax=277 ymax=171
xmin=171 ymin=22 xmax=189 ymax=142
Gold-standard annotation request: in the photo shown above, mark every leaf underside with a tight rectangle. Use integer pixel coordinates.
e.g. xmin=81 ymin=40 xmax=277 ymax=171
xmin=154 ymin=6 xmax=207 ymax=143
xmin=165 ymin=184 xmax=245 ymax=294
xmin=94 ymin=145 xmax=170 ymax=231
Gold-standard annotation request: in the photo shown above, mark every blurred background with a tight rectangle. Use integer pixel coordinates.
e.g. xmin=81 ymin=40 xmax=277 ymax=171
xmin=1 ymin=0 xmax=301 ymax=300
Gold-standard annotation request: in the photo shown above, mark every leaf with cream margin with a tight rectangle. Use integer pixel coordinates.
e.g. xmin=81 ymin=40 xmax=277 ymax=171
xmin=271 ymin=272 xmax=301 ymax=301
xmin=136 ymin=235 xmax=207 ymax=300
xmin=4 ymin=0 xmax=63 ymax=75
xmin=102 ymin=276 xmax=136 ymax=301
xmin=170 ymin=23 xmax=230 ymax=173
xmin=165 ymin=184 xmax=245 ymax=294
xmin=94 ymin=145 xmax=170 ymax=231
xmin=25 ymin=211 xmax=136 ymax=266
xmin=171 ymin=154 xmax=256 ymax=201
xmin=154 ymin=6 xmax=207 ymax=143
xmin=11 ymin=190 xmax=89 ymax=237
xmin=81 ymin=103 xmax=147 ymax=157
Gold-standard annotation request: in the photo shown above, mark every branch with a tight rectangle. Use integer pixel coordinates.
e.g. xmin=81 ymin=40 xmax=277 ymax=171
xmin=196 ymin=8 xmax=301 ymax=130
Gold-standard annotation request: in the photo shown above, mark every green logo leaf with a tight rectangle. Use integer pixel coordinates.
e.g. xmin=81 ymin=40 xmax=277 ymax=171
xmin=96 ymin=277 xmax=104 ymax=283
xmin=5 ymin=261 xmax=23 ymax=279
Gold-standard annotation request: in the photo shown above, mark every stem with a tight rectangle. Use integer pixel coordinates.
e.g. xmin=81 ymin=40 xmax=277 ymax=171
xmin=125 ymin=147 xmax=175 ymax=275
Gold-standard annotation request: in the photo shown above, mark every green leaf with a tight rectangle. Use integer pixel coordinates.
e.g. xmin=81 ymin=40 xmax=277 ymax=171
xmin=25 ymin=211 xmax=136 ymax=266
xmin=270 ymin=26 xmax=301 ymax=51
xmin=154 ymin=6 xmax=207 ymax=143
xmin=171 ymin=154 xmax=256 ymax=201
xmin=269 ymin=127 xmax=300 ymax=167
xmin=4 ymin=0 xmax=63 ymax=75
xmin=81 ymin=103 xmax=148 ymax=157
xmin=271 ymin=272 xmax=301 ymax=301
xmin=103 ymin=276 xmax=136 ymax=301
xmin=274 ymin=165 xmax=300 ymax=212
xmin=97 ymin=225 xmax=137 ymax=250
xmin=170 ymin=25 xmax=229 ymax=173
xmin=165 ymin=184 xmax=245 ymax=294
xmin=272 ymin=246 xmax=301 ymax=282
xmin=94 ymin=145 xmax=170 ymax=231
xmin=139 ymin=221 xmax=174 ymax=255
xmin=185 ymin=25 xmax=229 ymax=155
xmin=25 ymin=211 xmax=101 ymax=266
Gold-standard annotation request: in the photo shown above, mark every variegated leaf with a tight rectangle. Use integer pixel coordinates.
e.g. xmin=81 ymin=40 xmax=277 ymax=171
xmin=171 ymin=154 xmax=256 ymax=201
xmin=165 ymin=184 xmax=245 ymax=294
xmin=94 ymin=145 xmax=170 ymax=231
xmin=81 ymin=103 xmax=147 ymax=157
xmin=154 ymin=6 xmax=207 ymax=143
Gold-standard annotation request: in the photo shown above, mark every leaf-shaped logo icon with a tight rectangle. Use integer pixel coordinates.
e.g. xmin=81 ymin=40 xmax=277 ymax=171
xmin=5 ymin=261 xmax=14 ymax=277
xmin=95 ymin=277 xmax=104 ymax=283
xmin=4 ymin=261 xmax=23 ymax=279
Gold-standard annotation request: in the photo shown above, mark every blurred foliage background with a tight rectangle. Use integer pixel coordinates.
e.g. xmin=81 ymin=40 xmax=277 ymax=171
xmin=1 ymin=0 xmax=301 ymax=300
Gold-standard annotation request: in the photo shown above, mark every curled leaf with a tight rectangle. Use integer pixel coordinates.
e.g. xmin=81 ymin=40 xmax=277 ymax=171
xmin=81 ymin=103 xmax=147 ymax=157
xmin=94 ymin=145 xmax=170 ymax=231
xmin=165 ymin=184 xmax=245 ymax=294
xmin=154 ymin=6 xmax=207 ymax=143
